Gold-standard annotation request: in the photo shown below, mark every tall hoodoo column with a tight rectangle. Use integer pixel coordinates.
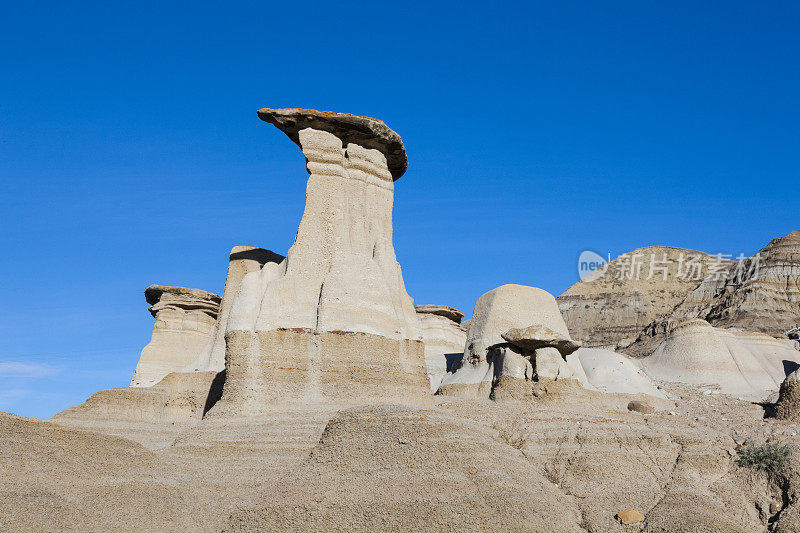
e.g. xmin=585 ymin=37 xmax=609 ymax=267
xmin=210 ymin=109 xmax=430 ymax=416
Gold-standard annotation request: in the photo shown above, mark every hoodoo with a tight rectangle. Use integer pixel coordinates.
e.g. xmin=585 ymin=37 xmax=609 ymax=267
xmin=208 ymin=109 xmax=431 ymax=416
xmin=131 ymin=285 xmax=221 ymax=387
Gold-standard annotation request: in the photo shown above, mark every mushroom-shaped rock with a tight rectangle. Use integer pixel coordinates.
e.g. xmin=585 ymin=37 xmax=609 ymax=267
xmin=438 ymin=284 xmax=573 ymax=398
xmin=501 ymin=324 xmax=582 ymax=356
xmin=131 ymin=285 xmax=221 ymax=387
xmin=461 ymin=284 xmax=570 ymax=367
xmin=774 ymin=370 xmax=800 ymax=421
xmin=257 ymin=108 xmax=408 ymax=180
xmin=414 ymin=304 xmax=465 ymax=324
xmin=209 ymin=108 xmax=429 ymax=416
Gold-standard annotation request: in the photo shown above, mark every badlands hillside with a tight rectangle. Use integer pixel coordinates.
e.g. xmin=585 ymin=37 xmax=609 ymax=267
xmin=3 ymin=108 xmax=800 ymax=532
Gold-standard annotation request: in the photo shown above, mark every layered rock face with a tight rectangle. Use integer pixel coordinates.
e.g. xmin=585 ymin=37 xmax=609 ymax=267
xmin=557 ymin=246 xmax=733 ymax=350
xmin=682 ymin=231 xmax=800 ymax=334
xmin=639 ymin=319 xmax=800 ymax=401
xmin=52 ymin=371 xmax=224 ymax=447
xmin=615 ymin=232 xmax=800 ymax=357
xmin=209 ymin=109 xmax=430 ymax=416
xmin=130 ymin=285 xmax=221 ymax=387
xmin=415 ymin=305 xmax=467 ymax=391
xmin=183 ymin=246 xmax=284 ymax=373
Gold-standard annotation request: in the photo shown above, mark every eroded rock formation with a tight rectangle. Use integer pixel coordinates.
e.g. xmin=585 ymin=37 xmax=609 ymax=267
xmin=224 ymin=405 xmax=585 ymax=532
xmin=702 ymin=231 xmax=800 ymax=333
xmin=130 ymin=285 xmax=221 ymax=387
xmin=557 ymin=246 xmax=734 ymax=350
xmin=774 ymin=370 xmax=800 ymax=421
xmin=26 ymin=107 xmax=800 ymax=532
xmin=438 ymin=284 xmax=575 ymax=398
xmin=183 ymin=246 xmax=284 ymax=373
xmin=566 ymin=348 xmax=666 ymax=398
xmin=208 ymin=109 xmax=430 ymax=416
xmin=623 ymin=232 xmax=800 ymax=357
xmin=501 ymin=324 xmax=581 ymax=355
xmin=52 ymin=371 xmax=224 ymax=447
xmin=639 ymin=319 xmax=800 ymax=401
xmin=415 ymin=304 xmax=466 ymax=391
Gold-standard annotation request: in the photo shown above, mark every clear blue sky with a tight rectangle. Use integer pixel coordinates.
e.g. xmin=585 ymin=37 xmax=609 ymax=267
xmin=1 ymin=1 xmax=797 ymax=419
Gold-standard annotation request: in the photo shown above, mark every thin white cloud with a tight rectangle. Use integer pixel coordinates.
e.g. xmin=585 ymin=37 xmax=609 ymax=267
xmin=0 ymin=362 xmax=60 ymax=378
xmin=0 ymin=389 xmax=32 ymax=412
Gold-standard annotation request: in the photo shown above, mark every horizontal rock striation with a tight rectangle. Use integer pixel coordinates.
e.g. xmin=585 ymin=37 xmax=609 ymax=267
xmin=130 ymin=285 xmax=221 ymax=387
xmin=628 ymin=231 xmax=800 ymax=356
xmin=557 ymin=246 xmax=733 ymax=350
xmin=693 ymin=231 xmax=800 ymax=333
xmin=257 ymin=108 xmax=408 ymax=179
xmin=52 ymin=371 xmax=224 ymax=448
xmin=415 ymin=305 xmax=467 ymax=391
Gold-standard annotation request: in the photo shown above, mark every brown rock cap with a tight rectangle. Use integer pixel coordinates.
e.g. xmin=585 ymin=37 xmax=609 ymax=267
xmin=144 ymin=285 xmax=222 ymax=306
xmin=414 ymin=304 xmax=466 ymax=324
xmin=257 ymin=108 xmax=408 ymax=180
xmin=501 ymin=325 xmax=581 ymax=356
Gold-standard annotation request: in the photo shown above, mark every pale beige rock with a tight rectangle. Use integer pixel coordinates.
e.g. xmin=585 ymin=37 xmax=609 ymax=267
xmin=224 ymin=406 xmax=586 ymax=532
xmin=491 ymin=345 xmax=534 ymax=380
xmin=566 ymin=348 xmax=666 ymax=398
xmin=415 ymin=306 xmax=467 ymax=391
xmin=130 ymin=285 xmax=220 ymax=387
xmin=502 ymin=324 xmax=581 ymax=356
xmin=465 ymin=284 xmax=570 ymax=365
xmin=534 ymin=346 xmax=574 ymax=380
xmin=640 ymin=319 xmax=800 ymax=401
xmin=183 ymin=246 xmax=284 ymax=373
xmin=439 ymin=284 xmax=569 ymax=397
xmin=6 ymin=377 xmax=793 ymax=531
xmin=414 ymin=304 xmax=465 ymax=323
xmin=629 ymin=231 xmax=800 ymax=356
xmin=52 ymin=370 xmax=224 ymax=448
xmin=439 ymin=286 xmax=665 ymax=401
xmin=210 ymin=110 xmax=430 ymax=416
xmin=486 ymin=345 xmax=575 ymax=401
xmin=10 ymin=113 xmax=800 ymax=533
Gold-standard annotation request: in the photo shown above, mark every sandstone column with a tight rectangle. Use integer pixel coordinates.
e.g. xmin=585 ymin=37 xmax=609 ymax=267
xmin=182 ymin=246 xmax=284 ymax=373
xmin=209 ymin=109 xmax=430 ymax=416
xmin=130 ymin=285 xmax=221 ymax=387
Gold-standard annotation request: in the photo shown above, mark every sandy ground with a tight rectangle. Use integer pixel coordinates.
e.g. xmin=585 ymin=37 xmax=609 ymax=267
xmin=3 ymin=381 xmax=800 ymax=532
